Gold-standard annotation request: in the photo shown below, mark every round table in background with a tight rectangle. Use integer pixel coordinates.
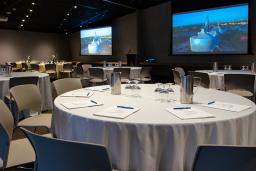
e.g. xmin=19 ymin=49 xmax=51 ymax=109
xmin=0 ymin=71 xmax=53 ymax=111
xmin=52 ymin=84 xmax=256 ymax=171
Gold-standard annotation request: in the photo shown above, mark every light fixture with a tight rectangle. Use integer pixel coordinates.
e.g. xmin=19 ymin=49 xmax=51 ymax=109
xmin=63 ymin=18 xmax=66 ymax=21
xmin=6 ymin=11 xmax=12 ymax=15
xmin=22 ymin=19 xmax=25 ymax=22
xmin=25 ymin=15 xmax=29 ymax=18
xmin=67 ymin=13 xmax=70 ymax=16
xmin=20 ymin=24 xmax=24 ymax=27
xmin=32 ymin=2 xmax=36 ymax=5
xmin=29 ymin=9 xmax=33 ymax=12
xmin=73 ymin=5 xmax=78 ymax=9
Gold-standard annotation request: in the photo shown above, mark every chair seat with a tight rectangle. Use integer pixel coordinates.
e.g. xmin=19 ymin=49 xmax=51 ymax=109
xmin=89 ymin=78 xmax=107 ymax=83
xmin=18 ymin=113 xmax=52 ymax=129
xmin=227 ymin=89 xmax=254 ymax=97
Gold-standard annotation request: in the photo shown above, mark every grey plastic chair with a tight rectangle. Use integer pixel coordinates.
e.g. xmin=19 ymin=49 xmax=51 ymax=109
xmin=0 ymin=100 xmax=35 ymax=170
xmin=10 ymin=84 xmax=52 ymax=129
xmin=188 ymin=71 xmax=210 ymax=88
xmin=172 ymin=69 xmax=182 ymax=85
xmin=21 ymin=127 xmax=114 ymax=171
xmin=45 ymin=64 xmax=56 ymax=79
xmin=174 ymin=67 xmax=185 ymax=77
xmin=113 ymin=68 xmax=131 ymax=83
xmin=52 ymin=78 xmax=82 ymax=96
xmin=224 ymin=74 xmax=255 ymax=98
xmin=89 ymin=68 xmax=107 ymax=85
xmin=137 ymin=67 xmax=151 ymax=83
xmin=82 ymin=64 xmax=92 ymax=78
xmin=193 ymin=145 xmax=256 ymax=171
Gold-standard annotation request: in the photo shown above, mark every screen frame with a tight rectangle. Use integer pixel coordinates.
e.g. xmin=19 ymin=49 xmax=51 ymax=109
xmin=79 ymin=26 xmax=113 ymax=56
xmin=170 ymin=3 xmax=250 ymax=56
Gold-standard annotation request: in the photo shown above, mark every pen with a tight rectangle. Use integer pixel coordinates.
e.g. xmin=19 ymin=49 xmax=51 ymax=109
xmin=90 ymin=100 xmax=97 ymax=104
xmin=117 ymin=106 xmax=134 ymax=109
xmin=102 ymin=88 xmax=110 ymax=90
xmin=208 ymin=101 xmax=215 ymax=105
xmin=86 ymin=92 xmax=90 ymax=96
xmin=173 ymin=107 xmax=191 ymax=110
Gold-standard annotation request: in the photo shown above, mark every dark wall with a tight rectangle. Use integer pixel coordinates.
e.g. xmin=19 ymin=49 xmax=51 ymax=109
xmin=140 ymin=0 xmax=256 ymax=66
xmin=69 ymin=13 xmax=137 ymax=62
xmin=0 ymin=29 xmax=71 ymax=64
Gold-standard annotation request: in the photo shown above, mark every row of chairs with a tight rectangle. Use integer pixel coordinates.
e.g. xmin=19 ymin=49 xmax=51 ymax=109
xmin=172 ymin=67 xmax=255 ymax=100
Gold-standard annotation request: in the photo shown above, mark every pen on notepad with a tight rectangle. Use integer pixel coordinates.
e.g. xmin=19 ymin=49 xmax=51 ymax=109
xmin=207 ymin=101 xmax=215 ymax=105
xmin=117 ymin=106 xmax=134 ymax=109
xmin=90 ymin=100 xmax=97 ymax=104
xmin=102 ymin=88 xmax=110 ymax=90
xmin=173 ymin=107 xmax=191 ymax=110
xmin=86 ymin=92 xmax=90 ymax=96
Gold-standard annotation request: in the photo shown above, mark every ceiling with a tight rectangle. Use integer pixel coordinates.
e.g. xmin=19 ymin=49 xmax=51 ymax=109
xmin=0 ymin=0 xmax=170 ymax=33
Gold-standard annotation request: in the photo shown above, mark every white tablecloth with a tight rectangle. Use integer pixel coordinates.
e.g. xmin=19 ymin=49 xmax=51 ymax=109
xmin=52 ymin=84 xmax=256 ymax=171
xmin=0 ymin=72 xmax=53 ymax=111
xmin=196 ymin=70 xmax=255 ymax=90
xmin=91 ymin=67 xmax=141 ymax=81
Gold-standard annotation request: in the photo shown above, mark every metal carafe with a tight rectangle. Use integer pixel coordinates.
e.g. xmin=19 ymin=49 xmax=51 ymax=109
xmin=5 ymin=64 xmax=12 ymax=77
xmin=251 ymin=62 xmax=256 ymax=74
xmin=213 ymin=62 xmax=218 ymax=72
xmin=111 ymin=72 xmax=121 ymax=95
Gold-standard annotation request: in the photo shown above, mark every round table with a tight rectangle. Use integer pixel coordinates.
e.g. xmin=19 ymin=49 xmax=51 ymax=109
xmin=0 ymin=72 xmax=53 ymax=111
xmin=52 ymin=84 xmax=256 ymax=171
xmin=196 ymin=70 xmax=255 ymax=90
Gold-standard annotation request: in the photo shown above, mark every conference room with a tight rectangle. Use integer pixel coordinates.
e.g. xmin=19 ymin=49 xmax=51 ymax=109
xmin=0 ymin=0 xmax=256 ymax=170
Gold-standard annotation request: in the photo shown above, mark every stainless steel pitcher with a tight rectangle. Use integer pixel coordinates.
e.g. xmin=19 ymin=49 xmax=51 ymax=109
xmin=180 ymin=75 xmax=201 ymax=104
xmin=5 ymin=64 xmax=12 ymax=77
xmin=111 ymin=72 xmax=121 ymax=95
xmin=251 ymin=62 xmax=256 ymax=74
xmin=213 ymin=62 xmax=218 ymax=72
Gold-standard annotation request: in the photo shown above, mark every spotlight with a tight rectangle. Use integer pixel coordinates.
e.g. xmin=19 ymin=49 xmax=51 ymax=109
xmin=25 ymin=15 xmax=29 ymax=18
xmin=74 ymin=5 xmax=78 ymax=9
xmin=29 ymin=9 xmax=33 ymax=12
xmin=21 ymin=24 xmax=24 ymax=27
xmin=22 ymin=19 xmax=25 ymax=22
xmin=67 ymin=13 xmax=70 ymax=16
xmin=32 ymin=2 xmax=36 ymax=5
xmin=80 ymin=25 xmax=82 ymax=28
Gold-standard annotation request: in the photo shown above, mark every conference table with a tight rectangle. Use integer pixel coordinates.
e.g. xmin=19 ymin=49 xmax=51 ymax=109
xmin=195 ymin=70 xmax=255 ymax=90
xmin=0 ymin=72 xmax=53 ymax=111
xmin=52 ymin=84 xmax=256 ymax=171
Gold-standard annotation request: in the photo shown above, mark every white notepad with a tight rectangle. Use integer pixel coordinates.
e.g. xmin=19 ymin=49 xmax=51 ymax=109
xmin=167 ymin=107 xmax=215 ymax=120
xmin=201 ymin=101 xmax=251 ymax=112
xmin=94 ymin=106 xmax=140 ymax=119
xmin=61 ymin=99 xmax=102 ymax=109
xmin=60 ymin=91 xmax=94 ymax=97
xmin=84 ymin=86 xmax=110 ymax=92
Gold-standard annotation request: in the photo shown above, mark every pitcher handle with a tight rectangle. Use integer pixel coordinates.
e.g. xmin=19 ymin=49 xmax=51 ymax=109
xmin=193 ymin=77 xmax=201 ymax=95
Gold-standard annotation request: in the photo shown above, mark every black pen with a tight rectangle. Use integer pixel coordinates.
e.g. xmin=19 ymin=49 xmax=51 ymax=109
xmin=90 ymin=100 xmax=97 ymax=104
xmin=173 ymin=107 xmax=191 ymax=110
xmin=117 ymin=106 xmax=134 ymax=109
xmin=86 ymin=92 xmax=90 ymax=96
xmin=102 ymin=88 xmax=110 ymax=90
xmin=208 ymin=101 xmax=215 ymax=105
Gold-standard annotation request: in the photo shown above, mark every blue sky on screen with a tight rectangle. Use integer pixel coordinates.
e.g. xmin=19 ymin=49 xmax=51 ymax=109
xmin=80 ymin=27 xmax=112 ymax=38
xmin=173 ymin=4 xmax=248 ymax=27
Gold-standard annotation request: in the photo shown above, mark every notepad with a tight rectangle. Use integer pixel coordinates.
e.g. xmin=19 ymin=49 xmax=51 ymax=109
xmin=61 ymin=99 xmax=102 ymax=109
xmin=201 ymin=101 xmax=251 ymax=112
xmin=60 ymin=91 xmax=94 ymax=97
xmin=94 ymin=106 xmax=140 ymax=119
xmin=84 ymin=86 xmax=110 ymax=92
xmin=167 ymin=107 xmax=215 ymax=120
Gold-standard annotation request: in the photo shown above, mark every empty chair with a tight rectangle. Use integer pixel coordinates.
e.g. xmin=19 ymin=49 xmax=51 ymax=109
xmin=82 ymin=64 xmax=92 ymax=78
xmin=224 ymin=74 xmax=255 ymax=99
xmin=174 ymin=67 xmax=185 ymax=77
xmin=9 ymin=62 xmax=19 ymax=72
xmin=193 ymin=145 xmax=256 ymax=171
xmin=135 ymin=67 xmax=151 ymax=83
xmin=21 ymin=127 xmax=114 ymax=171
xmin=172 ymin=69 xmax=182 ymax=85
xmin=45 ymin=63 xmax=56 ymax=79
xmin=60 ymin=63 xmax=73 ymax=78
xmin=9 ymin=76 xmax=39 ymax=89
xmin=88 ymin=68 xmax=107 ymax=86
xmin=188 ymin=71 xmax=210 ymax=88
xmin=21 ymin=63 xmax=28 ymax=71
xmin=10 ymin=84 xmax=52 ymax=129
xmin=52 ymin=78 xmax=82 ymax=96
xmin=30 ymin=63 xmax=40 ymax=71
xmin=113 ymin=68 xmax=131 ymax=83
xmin=0 ymin=100 xmax=35 ymax=170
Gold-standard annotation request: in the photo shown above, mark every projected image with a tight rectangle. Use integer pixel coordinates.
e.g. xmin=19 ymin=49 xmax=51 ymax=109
xmin=172 ymin=4 xmax=248 ymax=54
xmin=80 ymin=27 xmax=112 ymax=55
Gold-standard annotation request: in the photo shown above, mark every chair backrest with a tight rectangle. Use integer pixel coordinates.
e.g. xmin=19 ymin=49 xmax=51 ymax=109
xmin=30 ymin=64 xmax=40 ymax=71
xmin=63 ymin=63 xmax=73 ymax=71
xmin=53 ymin=78 xmax=82 ymax=96
xmin=188 ymin=71 xmax=210 ymax=88
xmin=9 ymin=76 xmax=39 ymax=89
xmin=224 ymin=74 xmax=255 ymax=93
xmin=172 ymin=69 xmax=182 ymax=85
xmin=193 ymin=145 xmax=256 ymax=171
xmin=10 ymin=84 xmax=42 ymax=113
xmin=113 ymin=68 xmax=131 ymax=79
xmin=89 ymin=68 xmax=105 ymax=79
xmin=45 ymin=64 xmax=56 ymax=71
xmin=140 ymin=67 xmax=151 ymax=78
xmin=0 ymin=100 xmax=14 ymax=168
xmin=21 ymin=128 xmax=113 ymax=171
xmin=174 ymin=67 xmax=185 ymax=77
xmin=10 ymin=62 xmax=17 ymax=68
xmin=22 ymin=63 xmax=28 ymax=70
xmin=82 ymin=64 xmax=92 ymax=73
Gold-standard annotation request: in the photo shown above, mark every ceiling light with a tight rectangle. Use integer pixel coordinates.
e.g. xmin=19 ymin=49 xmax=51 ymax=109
xmin=73 ymin=5 xmax=78 ymax=9
xmin=12 ymin=8 xmax=16 ymax=11
xmin=21 ymin=24 xmax=24 ymax=27
xmin=6 ymin=11 xmax=12 ymax=15
xmin=22 ymin=19 xmax=25 ymax=22
xmin=67 ymin=13 xmax=70 ymax=16
xmin=63 ymin=18 xmax=66 ymax=21
xmin=80 ymin=25 xmax=82 ymax=28
xmin=32 ymin=2 xmax=36 ymax=5
xmin=25 ymin=15 xmax=29 ymax=18
xmin=29 ymin=9 xmax=33 ymax=12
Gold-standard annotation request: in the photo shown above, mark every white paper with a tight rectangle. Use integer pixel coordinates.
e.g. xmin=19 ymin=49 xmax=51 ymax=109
xmin=94 ymin=106 xmax=140 ymax=119
xmin=60 ymin=91 xmax=94 ymax=97
xmin=167 ymin=107 xmax=215 ymax=120
xmin=201 ymin=101 xmax=251 ymax=112
xmin=61 ymin=99 xmax=102 ymax=109
xmin=84 ymin=85 xmax=110 ymax=92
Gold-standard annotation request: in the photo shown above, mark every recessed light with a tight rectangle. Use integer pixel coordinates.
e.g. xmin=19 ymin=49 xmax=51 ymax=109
xmin=64 ymin=18 xmax=66 ymax=21
xmin=22 ymin=19 xmax=25 ymax=22
xmin=67 ymin=13 xmax=70 ymax=16
xmin=25 ymin=15 xmax=29 ymax=18
xmin=12 ymin=8 xmax=16 ymax=11
xmin=74 ymin=5 xmax=78 ymax=9
xmin=6 ymin=11 xmax=12 ymax=15
xmin=80 ymin=25 xmax=82 ymax=28
xmin=20 ymin=24 xmax=24 ymax=27
xmin=32 ymin=2 xmax=35 ymax=5
xmin=29 ymin=9 xmax=33 ymax=12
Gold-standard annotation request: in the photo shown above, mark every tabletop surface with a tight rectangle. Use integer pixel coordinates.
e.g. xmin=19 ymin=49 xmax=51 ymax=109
xmin=0 ymin=72 xmax=49 ymax=81
xmin=196 ymin=70 xmax=254 ymax=75
xmin=54 ymin=84 xmax=256 ymax=126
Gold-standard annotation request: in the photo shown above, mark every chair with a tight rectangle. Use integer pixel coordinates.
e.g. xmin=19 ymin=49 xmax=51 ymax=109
xmin=21 ymin=63 xmax=28 ymax=72
xmin=10 ymin=84 xmax=52 ymax=129
xmin=21 ymin=127 xmax=114 ymax=171
xmin=113 ymin=68 xmax=131 ymax=83
xmin=89 ymin=68 xmax=107 ymax=86
xmin=188 ymin=71 xmax=210 ymax=88
xmin=30 ymin=64 xmax=40 ymax=72
xmin=0 ymin=100 xmax=35 ymax=170
xmin=172 ymin=67 xmax=185 ymax=85
xmin=60 ymin=63 xmax=73 ymax=78
xmin=45 ymin=64 xmax=56 ymax=79
xmin=174 ymin=67 xmax=185 ymax=77
xmin=224 ymin=74 xmax=255 ymax=99
xmin=193 ymin=145 xmax=256 ymax=171
xmin=52 ymin=78 xmax=82 ymax=96
xmin=134 ymin=67 xmax=151 ymax=83
xmin=82 ymin=64 xmax=92 ymax=78
xmin=9 ymin=62 xmax=19 ymax=72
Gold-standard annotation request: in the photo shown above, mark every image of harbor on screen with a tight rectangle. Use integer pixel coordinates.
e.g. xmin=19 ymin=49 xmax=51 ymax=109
xmin=172 ymin=4 xmax=248 ymax=54
xmin=80 ymin=27 xmax=112 ymax=55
